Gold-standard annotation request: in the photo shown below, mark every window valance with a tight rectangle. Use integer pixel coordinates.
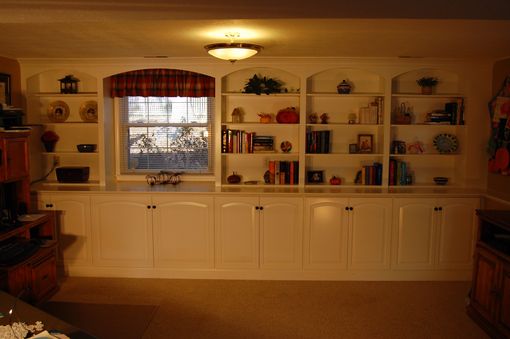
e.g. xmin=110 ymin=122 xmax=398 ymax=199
xmin=110 ymin=68 xmax=215 ymax=98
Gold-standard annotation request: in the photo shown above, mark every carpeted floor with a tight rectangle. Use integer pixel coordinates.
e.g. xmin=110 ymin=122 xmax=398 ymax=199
xmin=40 ymin=301 xmax=158 ymax=339
xmin=43 ymin=277 xmax=489 ymax=339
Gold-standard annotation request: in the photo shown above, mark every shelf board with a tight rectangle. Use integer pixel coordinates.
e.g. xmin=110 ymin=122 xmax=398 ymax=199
xmin=307 ymin=92 xmax=384 ymax=97
xmin=222 ymin=152 xmax=297 ymax=156
xmin=42 ymin=151 xmax=98 ymax=155
xmin=306 ymin=153 xmax=384 ymax=157
xmin=222 ymin=92 xmax=300 ymax=97
xmin=221 ymin=122 xmax=299 ymax=126
xmin=391 ymin=123 xmax=464 ymax=127
xmin=42 ymin=180 xmax=100 ymax=186
xmin=30 ymin=92 xmax=98 ymax=97
xmin=391 ymin=93 xmax=462 ymax=98
xmin=390 ymin=153 xmax=461 ymax=157
xmin=306 ymin=123 xmax=382 ymax=127
xmin=40 ymin=121 xmax=98 ymax=125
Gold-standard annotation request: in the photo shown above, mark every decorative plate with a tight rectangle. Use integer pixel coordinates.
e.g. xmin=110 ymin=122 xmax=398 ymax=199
xmin=79 ymin=100 xmax=98 ymax=122
xmin=280 ymin=141 xmax=292 ymax=153
xmin=433 ymin=133 xmax=458 ymax=154
xmin=47 ymin=100 xmax=70 ymax=122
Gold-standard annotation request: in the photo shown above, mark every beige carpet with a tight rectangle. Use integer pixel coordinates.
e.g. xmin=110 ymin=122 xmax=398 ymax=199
xmin=46 ymin=277 xmax=489 ymax=339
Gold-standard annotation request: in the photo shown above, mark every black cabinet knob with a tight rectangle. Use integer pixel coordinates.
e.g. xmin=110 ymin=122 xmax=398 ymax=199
xmin=345 ymin=206 xmax=349 ymax=211
xmin=434 ymin=207 xmax=438 ymax=211
xmin=147 ymin=205 xmax=151 ymax=209
xmin=152 ymin=205 xmax=156 ymax=209
xmin=350 ymin=207 xmax=354 ymax=211
xmin=259 ymin=206 xmax=264 ymax=210
xmin=438 ymin=207 xmax=443 ymax=211
xmin=255 ymin=206 xmax=259 ymax=210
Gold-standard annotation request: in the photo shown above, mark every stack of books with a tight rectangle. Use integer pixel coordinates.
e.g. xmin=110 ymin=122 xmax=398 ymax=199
xmin=252 ymin=136 xmax=275 ymax=153
xmin=359 ymin=98 xmax=383 ymax=124
xmin=424 ymin=98 xmax=464 ymax=125
xmin=267 ymin=160 xmax=299 ymax=185
xmin=221 ymin=128 xmax=256 ymax=153
xmin=306 ymin=129 xmax=331 ymax=153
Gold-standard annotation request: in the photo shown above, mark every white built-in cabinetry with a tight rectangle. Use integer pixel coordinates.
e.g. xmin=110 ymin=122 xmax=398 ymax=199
xmin=392 ymin=197 xmax=479 ymax=270
xmin=214 ymin=196 xmax=303 ymax=270
xmin=304 ymin=197 xmax=392 ymax=270
xmin=26 ymin=70 xmax=100 ymax=184
xmin=152 ymin=195 xmax=214 ymax=269
xmin=37 ymin=193 xmax=93 ymax=266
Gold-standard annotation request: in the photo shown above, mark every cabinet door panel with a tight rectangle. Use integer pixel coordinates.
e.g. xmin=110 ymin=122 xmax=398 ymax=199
xmin=91 ymin=195 xmax=153 ymax=267
xmin=52 ymin=194 xmax=92 ymax=265
xmin=304 ymin=198 xmax=349 ymax=270
xmin=471 ymin=248 xmax=498 ymax=321
xmin=215 ymin=197 xmax=259 ymax=269
xmin=393 ymin=198 xmax=436 ymax=269
xmin=436 ymin=198 xmax=479 ymax=269
xmin=4 ymin=137 xmax=29 ymax=180
xmin=349 ymin=198 xmax=392 ymax=269
xmin=152 ymin=196 xmax=214 ymax=269
xmin=498 ymin=261 xmax=510 ymax=335
xmin=260 ymin=197 xmax=303 ymax=269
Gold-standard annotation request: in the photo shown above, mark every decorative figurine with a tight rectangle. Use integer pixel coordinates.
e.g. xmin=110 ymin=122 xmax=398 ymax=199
xmin=308 ymin=113 xmax=318 ymax=124
xmin=320 ymin=113 xmax=329 ymax=124
xmin=227 ymin=172 xmax=241 ymax=184
xmin=231 ymin=107 xmax=242 ymax=123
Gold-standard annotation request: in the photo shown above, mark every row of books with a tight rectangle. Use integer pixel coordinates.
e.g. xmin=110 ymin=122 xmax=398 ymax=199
xmin=358 ymin=97 xmax=384 ymax=124
xmin=424 ymin=98 xmax=464 ymax=125
xmin=389 ymin=159 xmax=412 ymax=186
xmin=221 ymin=128 xmax=275 ymax=153
xmin=267 ymin=160 xmax=299 ymax=185
xmin=356 ymin=162 xmax=383 ymax=185
xmin=306 ymin=129 xmax=331 ymax=153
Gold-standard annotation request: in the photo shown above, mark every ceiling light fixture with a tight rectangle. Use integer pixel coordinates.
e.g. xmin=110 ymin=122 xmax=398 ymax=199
xmin=204 ymin=32 xmax=262 ymax=63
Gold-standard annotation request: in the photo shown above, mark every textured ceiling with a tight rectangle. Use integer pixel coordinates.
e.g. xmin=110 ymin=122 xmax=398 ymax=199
xmin=0 ymin=0 xmax=509 ymax=60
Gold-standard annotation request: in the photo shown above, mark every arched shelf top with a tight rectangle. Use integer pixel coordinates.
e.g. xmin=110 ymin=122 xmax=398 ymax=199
xmin=391 ymin=68 xmax=460 ymax=95
xmin=221 ymin=67 xmax=300 ymax=94
xmin=26 ymin=69 xmax=98 ymax=94
xmin=307 ymin=68 xmax=385 ymax=95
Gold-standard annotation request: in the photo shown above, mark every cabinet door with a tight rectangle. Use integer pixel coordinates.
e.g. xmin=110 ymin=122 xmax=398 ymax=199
xmin=215 ymin=196 xmax=259 ymax=269
xmin=3 ymin=137 xmax=29 ymax=181
xmin=436 ymin=198 xmax=479 ymax=269
xmin=152 ymin=196 xmax=214 ymax=269
xmin=51 ymin=194 xmax=92 ymax=266
xmin=497 ymin=260 xmax=510 ymax=336
xmin=91 ymin=194 xmax=153 ymax=267
xmin=470 ymin=247 xmax=498 ymax=322
xmin=349 ymin=198 xmax=392 ymax=270
xmin=304 ymin=198 xmax=349 ymax=270
xmin=392 ymin=198 xmax=436 ymax=269
xmin=259 ymin=197 xmax=303 ymax=270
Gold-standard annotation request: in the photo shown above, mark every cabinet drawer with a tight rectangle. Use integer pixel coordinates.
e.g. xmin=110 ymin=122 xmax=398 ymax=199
xmin=30 ymin=254 xmax=57 ymax=300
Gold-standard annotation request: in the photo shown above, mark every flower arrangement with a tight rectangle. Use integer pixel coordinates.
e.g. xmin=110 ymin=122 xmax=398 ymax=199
xmin=40 ymin=131 xmax=59 ymax=143
xmin=243 ymin=74 xmax=282 ymax=95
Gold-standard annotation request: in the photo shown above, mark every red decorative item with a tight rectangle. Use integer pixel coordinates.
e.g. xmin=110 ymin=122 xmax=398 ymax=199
xmin=329 ymin=176 xmax=342 ymax=185
xmin=276 ymin=107 xmax=299 ymax=124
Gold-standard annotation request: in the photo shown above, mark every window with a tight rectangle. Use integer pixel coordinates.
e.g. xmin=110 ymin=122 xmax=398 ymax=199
xmin=118 ymin=96 xmax=214 ymax=174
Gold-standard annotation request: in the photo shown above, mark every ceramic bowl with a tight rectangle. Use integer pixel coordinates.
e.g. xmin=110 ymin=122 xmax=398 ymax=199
xmin=433 ymin=177 xmax=448 ymax=185
xmin=77 ymin=144 xmax=97 ymax=153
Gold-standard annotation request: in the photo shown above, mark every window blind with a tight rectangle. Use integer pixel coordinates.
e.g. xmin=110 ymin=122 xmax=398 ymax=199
xmin=118 ymin=96 xmax=214 ymax=174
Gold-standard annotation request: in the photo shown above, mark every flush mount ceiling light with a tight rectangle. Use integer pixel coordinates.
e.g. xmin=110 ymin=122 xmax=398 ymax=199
xmin=205 ymin=32 xmax=262 ymax=63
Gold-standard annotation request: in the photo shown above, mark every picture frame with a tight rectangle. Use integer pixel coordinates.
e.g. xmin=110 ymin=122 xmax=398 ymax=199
xmin=349 ymin=143 xmax=358 ymax=154
xmin=0 ymin=73 xmax=11 ymax=105
xmin=357 ymin=134 xmax=373 ymax=153
xmin=307 ymin=170 xmax=324 ymax=184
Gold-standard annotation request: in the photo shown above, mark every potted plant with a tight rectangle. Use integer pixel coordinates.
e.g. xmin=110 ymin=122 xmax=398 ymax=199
xmin=416 ymin=77 xmax=439 ymax=95
xmin=40 ymin=130 xmax=59 ymax=152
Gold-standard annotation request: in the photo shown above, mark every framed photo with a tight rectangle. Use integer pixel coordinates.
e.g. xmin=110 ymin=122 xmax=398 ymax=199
xmin=0 ymin=73 xmax=11 ymax=105
xmin=358 ymin=134 xmax=373 ymax=153
xmin=349 ymin=143 xmax=358 ymax=154
xmin=307 ymin=170 xmax=324 ymax=184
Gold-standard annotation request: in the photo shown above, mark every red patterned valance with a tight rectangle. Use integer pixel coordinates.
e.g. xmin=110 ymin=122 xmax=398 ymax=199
xmin=110 ymin=69 xmax=215 ymax=97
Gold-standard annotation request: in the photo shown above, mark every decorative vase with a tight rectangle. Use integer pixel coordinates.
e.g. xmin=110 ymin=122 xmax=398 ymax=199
xmin=337 ymin=80 xmax=352 ymax=94
xmin=43 ymin=141 xmax=56 ymax=152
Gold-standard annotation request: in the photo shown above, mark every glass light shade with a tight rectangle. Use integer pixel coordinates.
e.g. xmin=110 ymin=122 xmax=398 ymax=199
xmin=205 ymin=43 xmax=261 ymax=62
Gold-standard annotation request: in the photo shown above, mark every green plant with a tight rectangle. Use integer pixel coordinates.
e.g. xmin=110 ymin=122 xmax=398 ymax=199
xmin=243 ymin=74 xmax=282 ymax=95
xmin=416 ymin=77 xmax=439 ymax=87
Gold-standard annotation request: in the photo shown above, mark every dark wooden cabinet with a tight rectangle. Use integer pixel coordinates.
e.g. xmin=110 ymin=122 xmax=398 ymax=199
xmin=468 ymin=210 xmax=510 ymax=338
xmin=0 ymin=131 xmax=58 ymax=304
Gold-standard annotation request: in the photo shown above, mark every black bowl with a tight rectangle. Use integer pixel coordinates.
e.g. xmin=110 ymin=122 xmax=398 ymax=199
xmin=77 ymin=144 xmax=96 ymax=153
xmin=433 ymin=177 xmax=448 ymax=185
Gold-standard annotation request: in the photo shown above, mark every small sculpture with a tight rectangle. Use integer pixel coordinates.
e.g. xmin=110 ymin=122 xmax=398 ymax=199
xmin=308 ymin=113 xmax=318 ymax=124
xmin=320 ymin=113 xmax=329 ymax=124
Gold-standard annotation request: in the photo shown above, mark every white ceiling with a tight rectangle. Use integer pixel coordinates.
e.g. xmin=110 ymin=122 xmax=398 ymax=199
xmin=1 ymin=0 xmax=510 ymax=60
